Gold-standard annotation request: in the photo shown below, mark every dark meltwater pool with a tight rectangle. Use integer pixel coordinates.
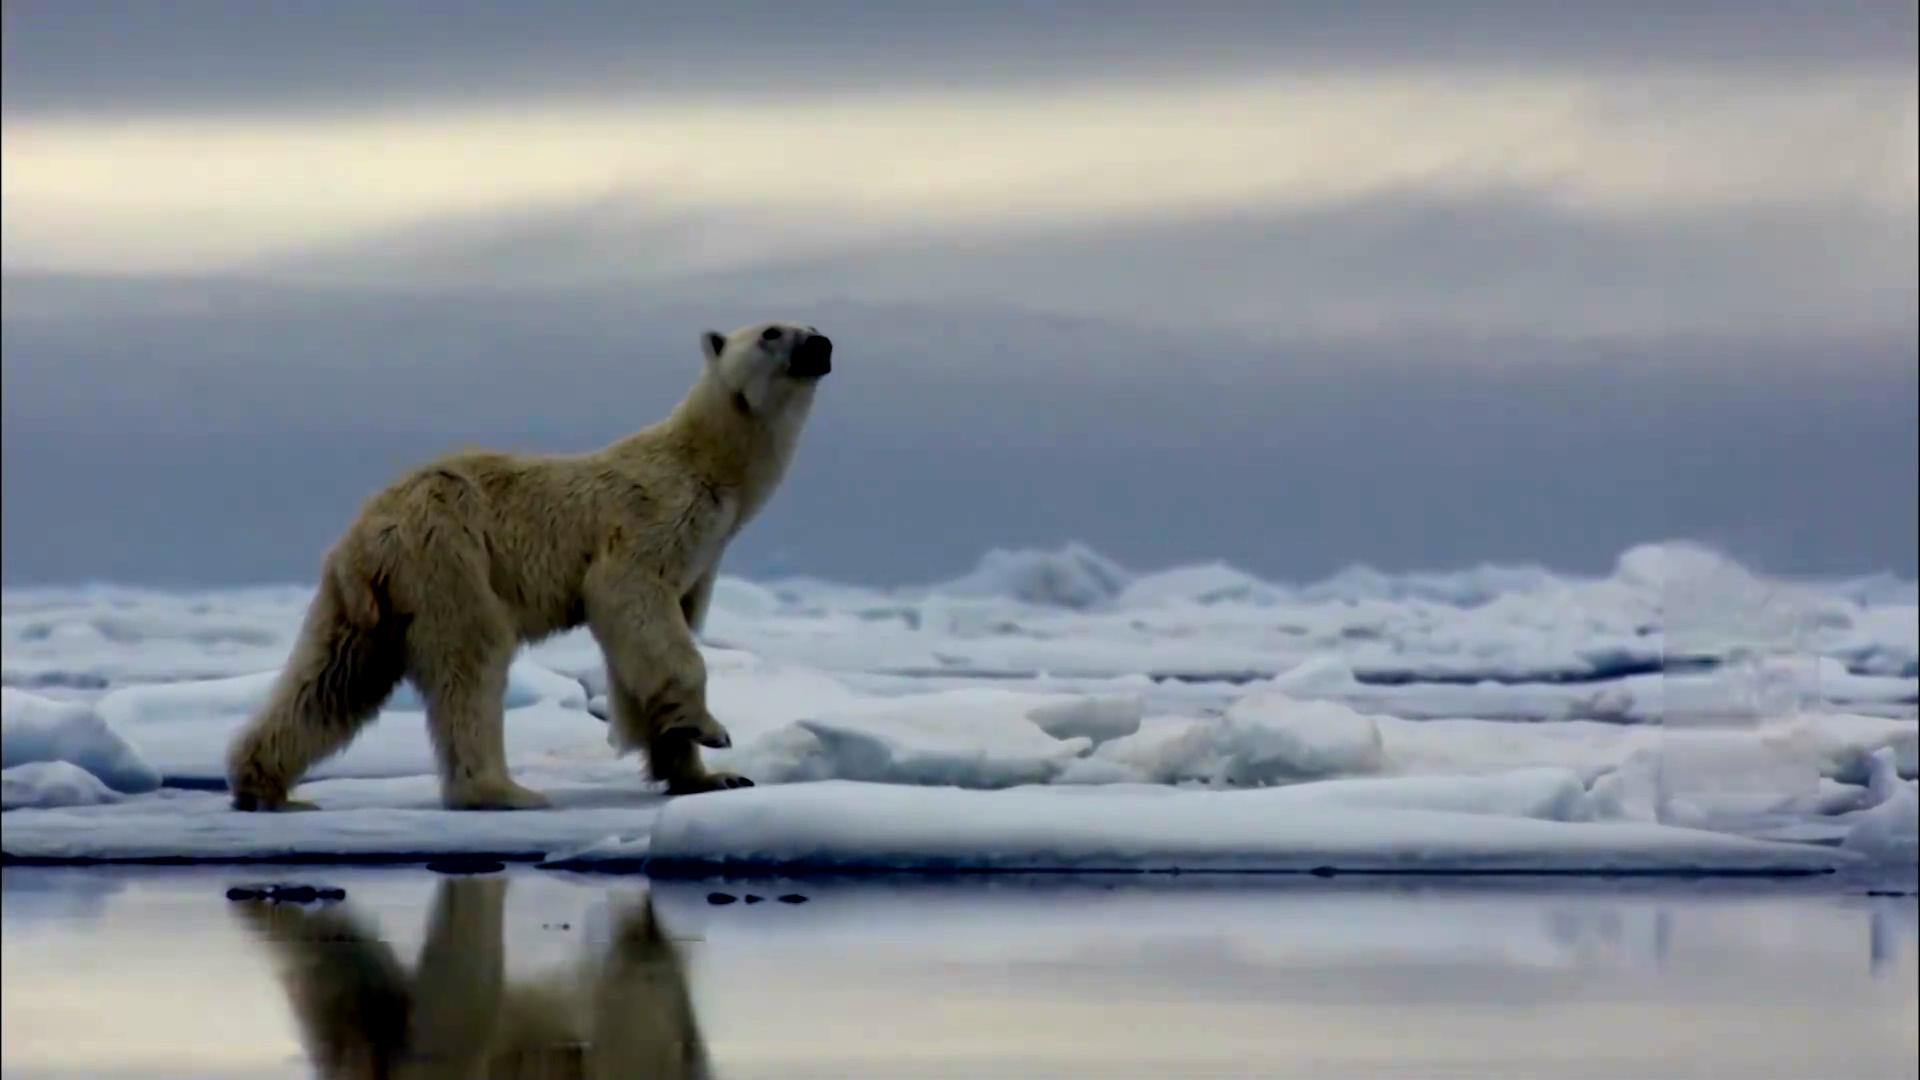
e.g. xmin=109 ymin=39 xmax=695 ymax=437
xmin=2 ymin=868 xmax=1915 ymax=1079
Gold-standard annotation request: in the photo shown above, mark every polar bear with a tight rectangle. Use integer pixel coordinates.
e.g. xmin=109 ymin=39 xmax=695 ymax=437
xmin=225 ymin=322 xmax=832 ymax=811
xmin=232 ymin=877 xmax=709 ymax=1078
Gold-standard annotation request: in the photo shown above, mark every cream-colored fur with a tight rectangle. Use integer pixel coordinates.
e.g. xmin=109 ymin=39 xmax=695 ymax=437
xmin=225 ymin=322 xmax=832 ymax=810
xmin=232 ymin=877 xmax=710 ymax=1078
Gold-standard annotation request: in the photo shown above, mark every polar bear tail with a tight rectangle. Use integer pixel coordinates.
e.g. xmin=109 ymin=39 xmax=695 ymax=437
xmin=225 ymin=553 xmax=410 ymax=811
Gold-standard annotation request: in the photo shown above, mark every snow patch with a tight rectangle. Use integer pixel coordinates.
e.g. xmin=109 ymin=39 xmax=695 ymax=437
xmin=1084 ymin=694 xmax=1385 ymax=789
xmin=1023 ymin=693 xmax=1143 ymax=744
xmin=1117 ymin=563 xmax=1283 ymax=608
xmin=1217 ymin=691 xmax=1385 ymax=783
xmin=1842 ymin=780 xmax=1918 ymax=864
xmin=2 ymin=761 xmax=123 ymax=810
xmin=787 ymin=690 xmax=1093 ymax=788
xmin=936 ymin=543 xmax=1129 ymax=610
xmin=643 ymin=781 xmax=1851 ymax=875
xmin=1 ymin=688 xmax=160 ymax=794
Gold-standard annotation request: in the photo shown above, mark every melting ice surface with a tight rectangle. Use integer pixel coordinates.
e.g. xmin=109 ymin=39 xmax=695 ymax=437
xmin=1 ymin=868 xmax=1915 ymax=1079
xmin=2 ymin=540 xmax=1915 ymax=877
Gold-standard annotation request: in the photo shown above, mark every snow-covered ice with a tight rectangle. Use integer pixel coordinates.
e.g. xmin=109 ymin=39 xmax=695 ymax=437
xmin=1069 ymin=694 xmax=1385 ymax=787
xmin=2 ymin=761 xmax=123 ymax=811
xmin=0 ymin=769 xmax=1855 ymax=875
xmin=3 ymin=541 xmax=1914 ymax=876
xmin=640 ymin=781 xmax=1849 ymax=875
xmin=1842 ymin=748 xmax=1919 ymax=862
xmin=2 ymin=688 xmax=160 ymax=793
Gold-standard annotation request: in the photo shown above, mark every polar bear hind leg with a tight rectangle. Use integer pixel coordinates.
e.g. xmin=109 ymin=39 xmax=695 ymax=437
xmin=403 ymin=576 xmax=551 ymax=811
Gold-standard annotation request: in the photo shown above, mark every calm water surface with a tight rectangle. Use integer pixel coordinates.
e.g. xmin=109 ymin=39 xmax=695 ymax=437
xmin=2 ymin=867 xmax=1915 ymax=1079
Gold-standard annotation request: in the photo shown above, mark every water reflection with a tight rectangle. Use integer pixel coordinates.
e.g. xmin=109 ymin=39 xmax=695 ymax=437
xmin=232 ymin=877 xmax=708 ymax=1079
xmin=1 ymin=871 xmax=1913 ymax=1079
xmin=0 ymin=865 xmax=128 ymax=927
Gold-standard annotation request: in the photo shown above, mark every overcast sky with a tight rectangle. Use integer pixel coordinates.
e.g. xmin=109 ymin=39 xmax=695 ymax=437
xmin=3 ymin=1 xmax=1915 ymax=587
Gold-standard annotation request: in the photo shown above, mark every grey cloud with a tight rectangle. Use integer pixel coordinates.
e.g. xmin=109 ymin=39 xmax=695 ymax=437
xmin=7 ymin=2 xmax=1911 ymax=592
xmin=252 ymin=187 xmax=1920 ymax=345
xmin=5 ymin=1 xmax=1914 ymax=117
xmin=4 ymin=276 xmax=1914 ymax=587
xmin=675 ymin=197 xmax=1919 ymax=346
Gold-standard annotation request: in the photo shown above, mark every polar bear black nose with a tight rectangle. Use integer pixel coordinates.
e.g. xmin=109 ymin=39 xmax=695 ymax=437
xmin=789 ymin=333 xmax=832 ymax=379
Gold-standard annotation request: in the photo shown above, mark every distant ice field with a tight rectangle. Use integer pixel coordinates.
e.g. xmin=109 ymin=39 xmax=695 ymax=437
xmin=4 ymin=541 xmax=1914 ymax=878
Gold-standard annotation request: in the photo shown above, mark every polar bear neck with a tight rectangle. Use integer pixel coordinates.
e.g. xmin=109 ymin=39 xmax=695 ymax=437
xmin=636 ymin=373 xmax=814 ymax=515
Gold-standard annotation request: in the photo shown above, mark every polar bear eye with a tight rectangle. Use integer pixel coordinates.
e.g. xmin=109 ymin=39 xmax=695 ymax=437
xmin=759 ymin=327 xmax=783 ymax=343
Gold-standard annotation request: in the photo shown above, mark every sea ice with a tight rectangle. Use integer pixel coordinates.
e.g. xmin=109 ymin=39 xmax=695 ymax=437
xmin=1 ymin=540 xmax=1912 ymax=875
xmin=1 ymin=688 xmax=160 ymax=793
xmin=1076 ymin=693 xmax=1382 ymax=787
xmin=933 ymin=543 xmax=1130 ymax=610
xmin=1839 ymin=747 xmax=1919 ymax=864
xmin=641 ymin=781 xmax=1853 ymax=875
xmin=2 ymin=761 xmax=123 ymax=811
xmin=771 ymin=689 xmax=1096 ymax=787
xmin=0 ymin=766 xmax=664 ymax=863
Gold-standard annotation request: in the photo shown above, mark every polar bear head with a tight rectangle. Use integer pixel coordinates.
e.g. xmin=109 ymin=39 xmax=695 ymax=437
xmin=700 ymin=322 xmax=832 ymax=417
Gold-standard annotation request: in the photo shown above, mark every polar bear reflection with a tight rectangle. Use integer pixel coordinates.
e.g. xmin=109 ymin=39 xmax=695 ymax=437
xmin=232 ymin=878 xmax=708 ymax=1079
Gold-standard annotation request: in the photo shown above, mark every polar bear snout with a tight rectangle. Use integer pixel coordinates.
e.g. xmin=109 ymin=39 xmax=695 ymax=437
xmin=788 ymin=333 xmax=833 ymax=379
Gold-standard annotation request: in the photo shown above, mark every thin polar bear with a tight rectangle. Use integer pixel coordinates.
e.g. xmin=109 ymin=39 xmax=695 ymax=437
xmin=224 ymin=322 xmax=833 ymax=811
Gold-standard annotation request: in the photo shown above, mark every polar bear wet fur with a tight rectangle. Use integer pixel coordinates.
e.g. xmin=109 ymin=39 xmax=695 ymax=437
xmin=225 ymin=322 xmax=832 ymax=811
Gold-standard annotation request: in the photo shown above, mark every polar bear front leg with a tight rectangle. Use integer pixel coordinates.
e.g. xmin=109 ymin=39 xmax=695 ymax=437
xmin=602 ymin=653 xmax=754 ymax=796
xmin=584 ymin=565 xmax=751 ymax=795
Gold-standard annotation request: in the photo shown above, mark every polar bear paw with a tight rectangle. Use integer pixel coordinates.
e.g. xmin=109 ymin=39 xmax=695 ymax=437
xmin=666 ymin=771 xmax=755 ymax=796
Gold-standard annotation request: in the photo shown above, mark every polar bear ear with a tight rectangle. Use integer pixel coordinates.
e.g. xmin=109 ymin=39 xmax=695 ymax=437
xmin=700 ymin=330 xmax=727 ymax=366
